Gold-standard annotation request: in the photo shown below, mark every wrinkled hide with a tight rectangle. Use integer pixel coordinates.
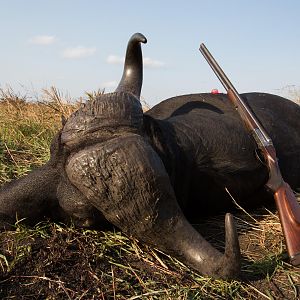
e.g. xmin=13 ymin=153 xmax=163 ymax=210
xmin=1 ymin=33 xmax=300 ymax=279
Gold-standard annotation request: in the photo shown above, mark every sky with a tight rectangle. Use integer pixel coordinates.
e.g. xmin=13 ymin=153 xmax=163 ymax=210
xmin=0 ymin=0 xmax=299 ymax=106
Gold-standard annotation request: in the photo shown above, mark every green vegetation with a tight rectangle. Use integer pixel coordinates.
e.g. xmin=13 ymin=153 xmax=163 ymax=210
xmin=0 ymin=87 xmax=299 ymax=299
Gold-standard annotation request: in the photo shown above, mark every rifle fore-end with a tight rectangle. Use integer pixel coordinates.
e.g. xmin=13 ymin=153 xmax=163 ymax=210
xmin=227 ymin=90 xmax=272 ymax=146
xmin=274 ymin=183 xmax=300 ymax=265
xmin=227 ymin=90 xmax=256 ymax=128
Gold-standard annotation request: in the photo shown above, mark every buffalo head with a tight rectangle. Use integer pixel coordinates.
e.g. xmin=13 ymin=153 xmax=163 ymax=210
xmin=0 ymin=33 xmax=248 ymax=279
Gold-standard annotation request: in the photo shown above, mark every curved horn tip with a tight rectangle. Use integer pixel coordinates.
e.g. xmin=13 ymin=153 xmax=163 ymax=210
xmin=224 ymin=213 xmax=240 ymax=253
xmin=130 ymin=32 xmax=147 ymax=44
xmin=115 ymin=33 xmax=147 ymax=97
xmin=222 ymin=213 xmax=241 ymax=278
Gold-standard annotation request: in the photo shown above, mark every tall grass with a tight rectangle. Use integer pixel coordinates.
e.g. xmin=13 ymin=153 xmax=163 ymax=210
xmin=0 ymin=86 xmax=79 ymax=183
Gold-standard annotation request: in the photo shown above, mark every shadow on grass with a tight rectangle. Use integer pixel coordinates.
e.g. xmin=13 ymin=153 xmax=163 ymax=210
xmin=240 ymin=253 xmax=286 ymax=281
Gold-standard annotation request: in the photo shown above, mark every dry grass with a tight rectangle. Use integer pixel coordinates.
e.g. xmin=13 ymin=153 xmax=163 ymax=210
xmin=0 ymin=86 xmax=80 ymax=183
xmin=0 ymin=87 xmax=300 ymax=299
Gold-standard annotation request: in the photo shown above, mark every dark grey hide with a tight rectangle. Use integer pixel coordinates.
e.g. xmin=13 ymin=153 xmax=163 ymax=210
xmin=1 ymin=33 xmax=300 ymax=279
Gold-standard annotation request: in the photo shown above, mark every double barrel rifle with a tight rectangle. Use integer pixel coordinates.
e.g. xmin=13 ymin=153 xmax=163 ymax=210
xmin=200 ymin=44 xmax=300 ymax=266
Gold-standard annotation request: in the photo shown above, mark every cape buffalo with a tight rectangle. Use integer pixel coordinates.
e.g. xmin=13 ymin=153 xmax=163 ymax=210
xmin=1 ymin=33 xmax=299 ymax=279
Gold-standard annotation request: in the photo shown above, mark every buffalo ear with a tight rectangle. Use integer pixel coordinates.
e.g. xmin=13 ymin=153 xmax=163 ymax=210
xmin=115 ymin=33 xmax=147 ymax=99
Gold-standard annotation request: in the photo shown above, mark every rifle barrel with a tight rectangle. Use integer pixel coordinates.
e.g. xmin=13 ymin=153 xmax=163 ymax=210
xmin=199 ymin=43 xmax=272 ymax=147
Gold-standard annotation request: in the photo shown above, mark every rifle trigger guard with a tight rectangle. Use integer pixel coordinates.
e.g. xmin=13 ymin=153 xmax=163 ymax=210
xmin=255 ymin=148 xmax=266 ymax=165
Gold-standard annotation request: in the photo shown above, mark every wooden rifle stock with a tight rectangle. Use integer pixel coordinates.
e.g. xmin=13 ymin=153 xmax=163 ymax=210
xmin=199 ymin=43 xmax=300 ymax=266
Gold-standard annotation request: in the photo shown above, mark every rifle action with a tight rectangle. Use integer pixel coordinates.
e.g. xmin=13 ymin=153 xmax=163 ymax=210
xmin=199 ymin=43 xmax=300 ymax=266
